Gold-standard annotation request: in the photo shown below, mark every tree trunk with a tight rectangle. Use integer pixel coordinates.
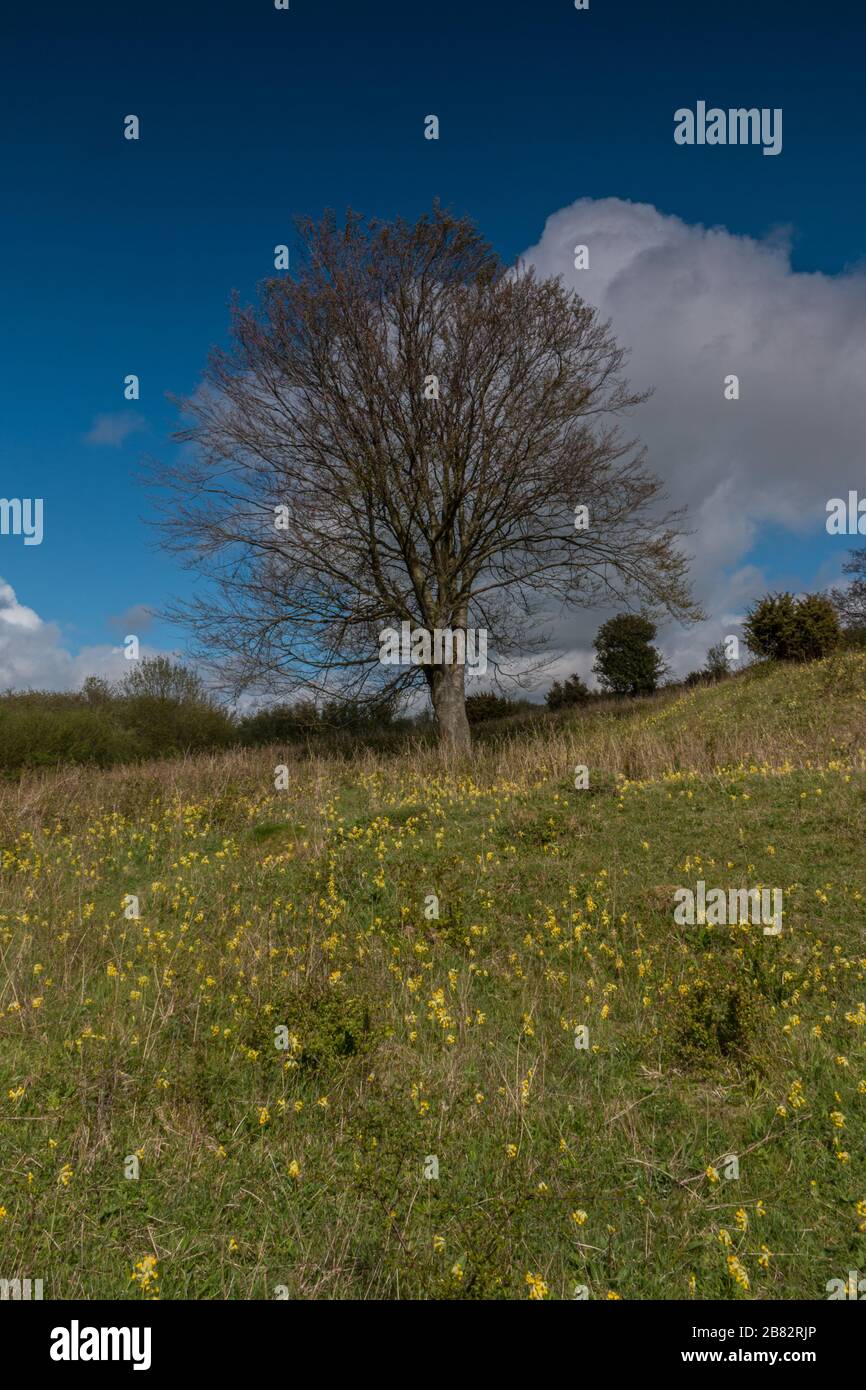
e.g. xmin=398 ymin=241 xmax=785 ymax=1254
xmin=429 ymin=660 xmax=472 ymax=752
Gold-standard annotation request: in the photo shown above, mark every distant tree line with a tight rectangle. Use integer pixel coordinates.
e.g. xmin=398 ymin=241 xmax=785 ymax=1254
xmin=0 ymin=656 xmax=414 ymax=774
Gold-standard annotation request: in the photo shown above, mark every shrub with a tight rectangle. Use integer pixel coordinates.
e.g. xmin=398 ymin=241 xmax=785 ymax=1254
xmin=118 ymin=695 xmax=236 ymax=758
xmin=703 ymin=641 xmax=730 ymax=680
xmin=239 ymin=701 xmax=320 ymax=743
xmin=664 ymin=971 xmax=766 ymax=1073
xmin=744 ymin=592 xmax=841 ymax=662
xmin=464 ymin=692 xmax=515 ymax=723
xmin=841 ymin=624 xmax=866 ymax=650
xmin=0 ymin=702 xmax=140 ymax=772
xmin=545 ymin=674 xmax=590 ymax=711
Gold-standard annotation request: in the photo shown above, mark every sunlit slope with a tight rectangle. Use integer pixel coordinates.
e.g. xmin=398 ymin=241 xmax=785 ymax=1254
xmin=0 ymin=652 xmax=864 ymax=1299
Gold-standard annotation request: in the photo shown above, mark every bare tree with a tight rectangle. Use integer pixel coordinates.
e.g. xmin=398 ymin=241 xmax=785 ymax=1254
xmin=829 ymin=548 xmax=866 ymax=630
xmin=150 ymin=204 xmax=700 ymax=750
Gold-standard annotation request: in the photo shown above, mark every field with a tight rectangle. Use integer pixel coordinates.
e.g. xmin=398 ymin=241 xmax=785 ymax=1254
xmin=1 ymin=652 xmax=865 ymax=1300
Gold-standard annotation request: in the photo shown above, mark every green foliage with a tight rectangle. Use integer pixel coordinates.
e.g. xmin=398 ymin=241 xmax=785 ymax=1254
xmin=279 ymin=991 xmax=373 ymax=1069
xmin=320 ymin=698 xmax=396 ymax=733
xmin=118 ymin=655 xmax=207 ymax=703
xmin=545 ymin=673 xmax=590 ymax=711
xmin=592 ymin=614 xmax=664 ymax=695
xmin=239 ymin=701 xmax=320 ymax=743
xmin=744 ymin=592 xmax=841 ymax=662
xmin=464 ymin=692 xmax=515 ymax=723
xmin=0 ymin=700 xmax=141 ymax=771
xmin=118 ymin=694 xmax=235 ymax=758
xmin=704 ymin=642 xmax=730 ymax=680
xmin=0 ymin=661 xmax=235 ymax=774
xmin=663 ymin=969 xmax=767 ymax=1074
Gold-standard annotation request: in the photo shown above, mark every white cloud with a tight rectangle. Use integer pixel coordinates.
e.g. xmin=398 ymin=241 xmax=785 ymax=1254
xmin=0 ymin=577 xmax=165 ymax=691
xmin=520 ymin=196 xmax=866 ymax=676
xmin=84 ymin=412 xmax=147 ymax=447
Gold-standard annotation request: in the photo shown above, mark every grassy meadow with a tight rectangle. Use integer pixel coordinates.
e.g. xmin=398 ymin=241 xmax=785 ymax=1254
xmin=1 ymin=651 xmax=866 ymax=1300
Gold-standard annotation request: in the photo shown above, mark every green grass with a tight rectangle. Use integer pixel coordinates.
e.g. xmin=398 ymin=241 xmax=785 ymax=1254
xmin=1 ymin=654 xmax=865 ymax=1300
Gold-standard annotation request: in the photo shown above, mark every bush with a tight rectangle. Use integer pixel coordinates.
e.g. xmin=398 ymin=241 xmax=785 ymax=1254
xmin=118 ymin=695 xmax=236 ymax=758
xmin=663 ymin=969 xmax=767 ymax=1074
xmin=703 ymin=642 xmax=730 ymax=681
xmin=744 ymin=592 xmax=840 ymax=662
xmin=464 ymin=692 xmax=515 ymax=723
xmin=320 ymin=698 xmax=395 ymax=733
xmin=0 ymin=701 xmax=141 ymax=772
xmin=240 ymin=701 xmax=320 ymax=743
xmin=841 ymin=624 xmax=866 ymax=650
xmin=0 ymin=659 xmax=236 ymax=775
xmin=545 ymin=674 xmax=590 ymax=711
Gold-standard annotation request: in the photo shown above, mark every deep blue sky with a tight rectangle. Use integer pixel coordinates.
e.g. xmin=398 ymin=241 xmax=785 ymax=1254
xmin=2 ymin=0 xmax=863 ymax=669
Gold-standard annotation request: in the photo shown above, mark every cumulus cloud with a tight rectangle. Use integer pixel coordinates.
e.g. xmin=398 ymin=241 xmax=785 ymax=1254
xmin=107 ymin=603 xmax=155 ymax=635
xmin=519 ymin=196 xmax=866 ymax=682
xmin=0 ymin=577 xmax=163 ymax=691
xmin=83 ymin=411 xmax=147 ymax=447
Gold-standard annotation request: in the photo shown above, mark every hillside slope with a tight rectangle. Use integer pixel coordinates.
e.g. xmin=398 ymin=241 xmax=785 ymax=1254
xmin=1 ymin=653 xmax=865 ymax=1299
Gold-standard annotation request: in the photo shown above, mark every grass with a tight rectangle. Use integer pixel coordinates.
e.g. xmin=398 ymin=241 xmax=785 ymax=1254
xmin=1 ymin=651 xmax=866 ymax=1300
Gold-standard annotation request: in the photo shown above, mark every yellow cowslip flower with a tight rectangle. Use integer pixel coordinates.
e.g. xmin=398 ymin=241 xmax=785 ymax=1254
xmin=705 ymin=1165 xmax=720 ymax=1184
xmin=735 ymin=1208 xmax=748 ymax=1233
xmin=228 ymin=1237 xmax=239 ymax=1253
xmin=571 ymin=1209 xmax=588 ymax=1227
xmin=606 ymin=1290 xmax=622 ymax=1299
xmin=130 ymin=1255 xmax=159 ymax=1296
xmin=726 ymin=1254 xmax=750 ymax=1291
xmin=506 ymin=1143 xmax=518 ymax=1159
xmin=258 ymin=1107 xmax=269 ymax=1126
xmin=525 ymin=1272 xmax=548 ymax=1300
xmin=432 ymin=1234 xmax=445 ymax=1253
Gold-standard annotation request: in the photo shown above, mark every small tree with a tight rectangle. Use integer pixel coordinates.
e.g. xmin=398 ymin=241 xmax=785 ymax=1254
xmin=593 ymin=614 xmax=664 ymax=696
xmin=80 ymin=675 xmax=113 ymax=706
xmin=545 ymin=673 xmax=590 ymax=710
xmin=744 ymin=592 xmax=840 ymax=662
xmin=118 ymin=656 xmax=207 ymax=703
xmin=704 ymin=642 xmax=730 ymax=681
xmin=829 ymin=548 xmax=866 ymax=630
